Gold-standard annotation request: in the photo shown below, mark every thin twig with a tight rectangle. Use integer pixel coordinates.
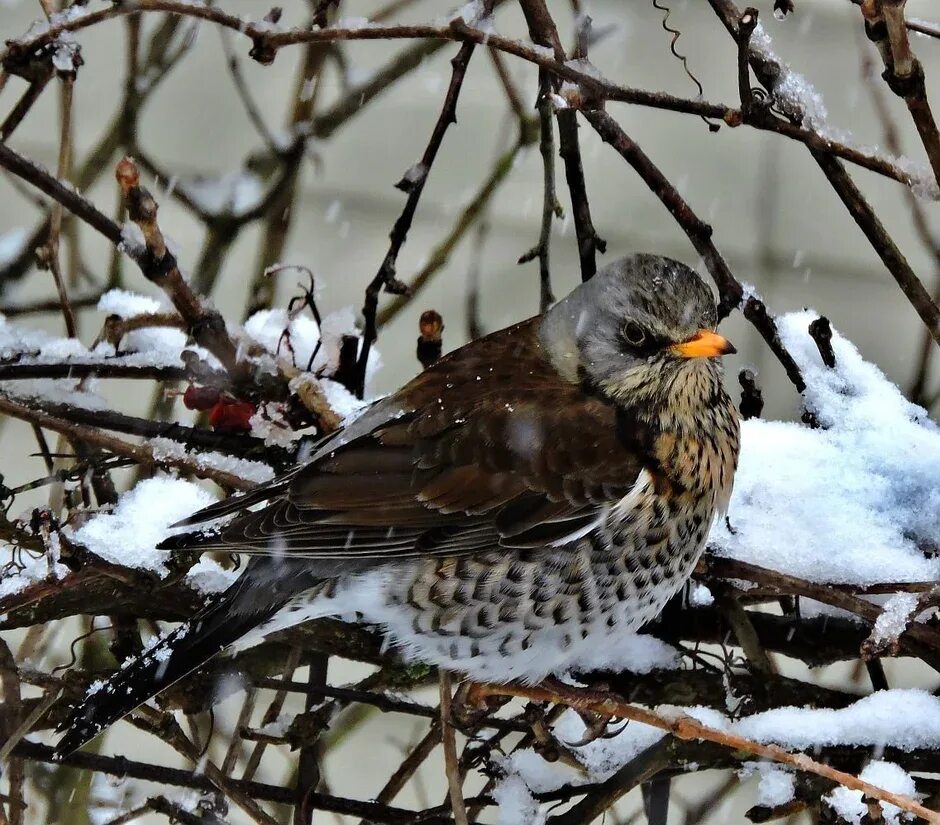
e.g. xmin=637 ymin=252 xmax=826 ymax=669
xmin=519 ymin=0 xmax=605 ymax=282
xmin=356 ymin=15 xmax=491 ymax=397
xmin=368 ymin=721 xmax=442 ymax=813
xmin=219 ymin=29 xmax=281 ymax=155
xmin=115 ymin=157 xmax=247 ymax=371
xmin=242 ymin=647 xmax=302 ymax=783
xmin=862 ymin=46 xmax=940 ymax=400
xmin=547 ymin=737 xmax=672 ymax=825
xmin=0 ymin=361 xmax=223 ymax=385
xmin=377 ymin=135 xmax=528 ymax=328
xmin=294 ymin=655 xmax=328 ymax=825
xmin=0 ymin=70 xmax=54 ymax=143
xmin=860 ymin=0 xmax=940 ymax=188
xmin=12 ymin=742 xmax=459 ymax=824
xmin=0 ymin=640 xmax=24 ymax=825
xmin=517 ymin=84 xmax=561 ymax=311
xmin=439 ymin=672 xmax=468 ymax=825
xmin=44 ymin=75 xmax=77 ymax=338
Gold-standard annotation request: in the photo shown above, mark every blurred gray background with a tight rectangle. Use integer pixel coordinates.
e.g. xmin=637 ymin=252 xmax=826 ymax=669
xmin=1 ymin=0 xmax=938 ymax=822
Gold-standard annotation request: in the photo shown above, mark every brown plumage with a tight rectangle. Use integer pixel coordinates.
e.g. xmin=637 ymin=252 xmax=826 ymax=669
xmin=57 ymin=253 xmax=740 ymax=756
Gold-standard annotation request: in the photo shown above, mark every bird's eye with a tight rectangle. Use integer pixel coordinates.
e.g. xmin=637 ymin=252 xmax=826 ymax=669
xmin=622 ymin=321 xmax=646 ymax=347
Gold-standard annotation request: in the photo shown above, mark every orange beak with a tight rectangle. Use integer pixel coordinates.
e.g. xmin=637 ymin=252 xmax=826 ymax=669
xmin=670 ymin=329 xmax=736 ymax=359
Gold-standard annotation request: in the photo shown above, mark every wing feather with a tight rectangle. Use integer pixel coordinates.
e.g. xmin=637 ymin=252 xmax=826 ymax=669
xmin=165 ymin=318 xmax=650 ymax=571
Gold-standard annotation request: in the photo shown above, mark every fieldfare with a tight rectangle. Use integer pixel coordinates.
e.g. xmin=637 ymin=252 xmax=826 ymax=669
xmin=56 ymin=253 xmax=740 ymax=755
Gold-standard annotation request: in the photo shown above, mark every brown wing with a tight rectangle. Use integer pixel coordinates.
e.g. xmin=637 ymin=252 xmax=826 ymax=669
xmin=183 ymin=318 xmax=649 ymax=567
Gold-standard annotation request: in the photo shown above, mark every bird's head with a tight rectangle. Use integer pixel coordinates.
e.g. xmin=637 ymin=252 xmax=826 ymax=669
xmin=540 ymin=254 xmax=735 ymax=409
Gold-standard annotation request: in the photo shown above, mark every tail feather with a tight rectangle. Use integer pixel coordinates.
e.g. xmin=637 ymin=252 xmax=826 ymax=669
xmin=168 ymin=477 xmax=292 ymax=529
xmin=54 ymin=573 xmax=287 ymax=757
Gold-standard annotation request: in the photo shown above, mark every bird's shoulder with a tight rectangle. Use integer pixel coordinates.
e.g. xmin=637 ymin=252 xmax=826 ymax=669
xmin=291 ymin=316 xmax=649 ymax=509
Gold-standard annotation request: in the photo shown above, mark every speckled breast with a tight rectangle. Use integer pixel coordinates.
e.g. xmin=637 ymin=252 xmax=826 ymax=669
xmin=370 ymin=472 xmax=718 ymax=684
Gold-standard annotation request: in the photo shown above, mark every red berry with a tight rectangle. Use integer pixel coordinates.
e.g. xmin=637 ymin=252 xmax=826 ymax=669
xmin=183 ymin=385 xmax=221 ymax=411
xmin=208 ymin=399 xmax=256 ymax=432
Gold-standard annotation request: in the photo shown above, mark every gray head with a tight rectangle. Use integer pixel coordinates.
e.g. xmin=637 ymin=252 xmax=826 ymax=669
xmin=540 ymin=254 xmax=735 ymax=407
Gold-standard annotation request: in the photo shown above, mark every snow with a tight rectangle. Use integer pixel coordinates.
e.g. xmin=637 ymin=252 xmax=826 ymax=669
xmin=758 ymin=767 xmax=795 ymax=807
xmin=186 ymin=557 xmax=240 ymax=595
xmin=559 ymin=710 xmax=666 ymax=779
xmin=52 ymin=31 xmax=80 ymax=72
xmin=746 ymin=21 xmax=938 ymax=199
xmin=149 ymin=437 xmax=275 ymax=484
xmin=445 ymin=2 xmax=490 ymax=27
xmin=749 ymin=22 xmax=831 ymax=133
xmin=179 ymin=170 xmax=265 ymax=218
xmin=568 ymin=632 xmax=679 ymax=675
xmin=741 ymin=762 xmax=796 ymax=807
xmin=491 ymin=706 xmax=670 ymax=823
xmin=0 ymin=227 xmax=29 ymax=267
xmin=735 ymin=689 xmax=940 ymax=751
xmin=0 ymin=314 xmax=111 ymax=408
xmin=491 ymin=707 xmax=667 ymax=819
xmin=118 ymin=222 xmax=146 ymax=258
xmin=249 ymin=402 xmax=302 ymax=448
xmin=318 ymin=377 xmax=369 ymax=423
xmin=492 ymin=774 xmax=544 ymax=825
xmin=0 ymin=315 xmax=86 ymax=361
xmin=893 ymin=154 xmax=940 ymax=201
xmin=334 ymin=17 xmax=372 ymax=30
xmin=709 ymin=311 xmax=940 ymax=586
xmin=564 ymin=57 xmax=606 ymax=82
xmin=0 ymin=376 xmax=109 ymax=411
xmin=257 ymin=715 xmax=293 ymax=737
xmin=0 ymin=532 xmax=68 ymax=600
xmin=398 ymin=162 xmax=428 ymax=189
xmin=88 ymin=769 xmax=209 ymax=825
xmin=244 ymin=308 xmax=322 ymax=372
xmin=69 ymin=477 xmax=217 ymax=575
xmin=495 ymin=688 xmax=939 ymax=821
xmin=16 ymin=2 xmax=94 ymax=38
xmin=826 ymin=761 xmax=917 ymax=824
xmin=97 ymin=290 xmax=198 ymax=360
xmin=244 ymin=306 xmax=379 ymax=389
xmin=97 ymin=289 xmax=164 ymax=318
xmin=50 ymin=4 xmax=96 ymax=25
xmin=688 ymin=582 xmax=714 ymax=607
xmin=1 ymin=306 xmax=221 ymax=381
xmin=868 ymin=592 xmax=920 ymax=649
xmin=502 ymin=749 xmax=574 ymax=795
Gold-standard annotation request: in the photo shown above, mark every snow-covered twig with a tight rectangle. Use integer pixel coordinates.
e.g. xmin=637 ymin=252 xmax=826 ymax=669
xmin=0 ymin=393 xmax=258 ymax=490
xmin=115 ymin=158 xmax=246 ymax=374
xmin=476 ymin=679 xmax=940 ymax=824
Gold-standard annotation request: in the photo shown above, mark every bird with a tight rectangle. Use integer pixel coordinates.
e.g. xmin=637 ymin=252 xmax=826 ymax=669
xmin=55 ymin=253 xmax=740 ymax=756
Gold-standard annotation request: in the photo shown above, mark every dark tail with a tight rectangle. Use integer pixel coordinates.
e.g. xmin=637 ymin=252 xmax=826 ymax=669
xmin=54 ymin=557 xmax=315 ymax=757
